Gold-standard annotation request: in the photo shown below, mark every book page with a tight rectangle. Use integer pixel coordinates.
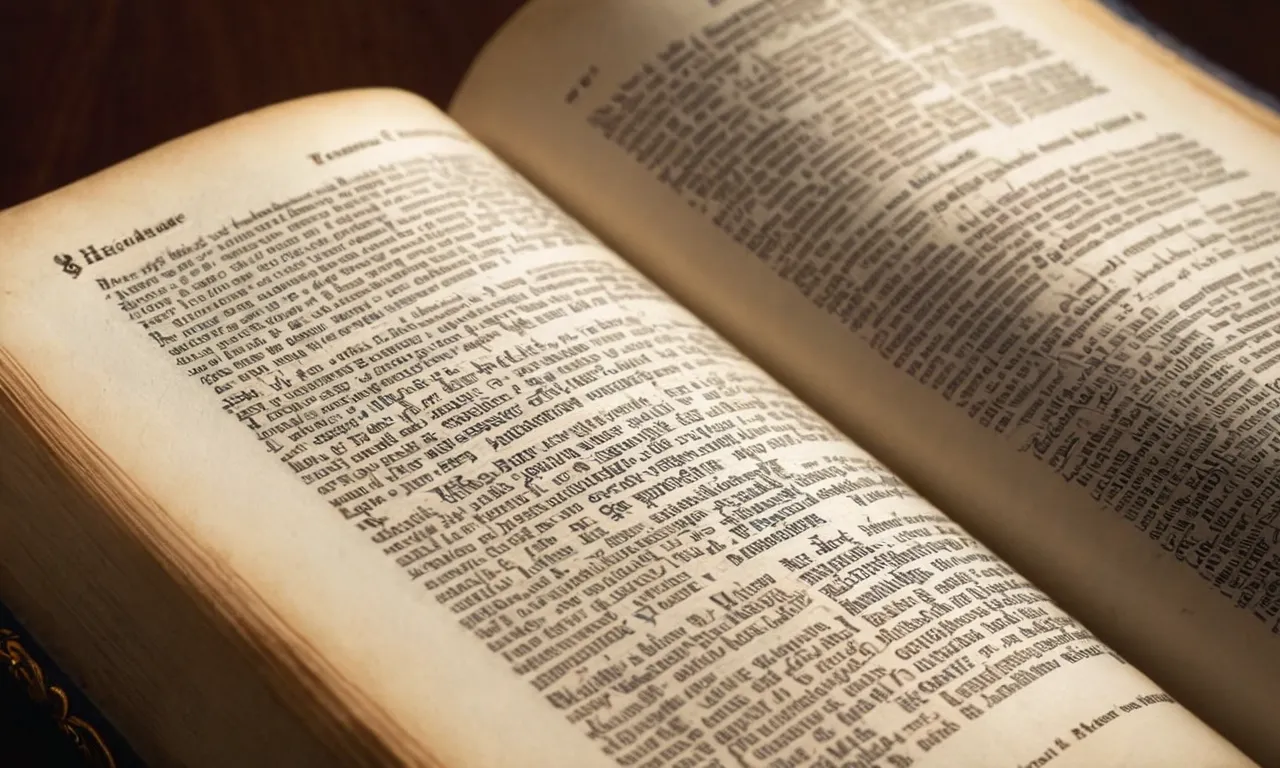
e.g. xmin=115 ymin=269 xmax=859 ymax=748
xmin=0 ymin=89 xmax=1249 ymax=768
xmin=451 ymin=0 xmax=1280 ymax=763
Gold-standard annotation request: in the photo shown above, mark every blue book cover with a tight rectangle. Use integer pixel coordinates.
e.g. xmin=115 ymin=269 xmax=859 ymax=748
xmin=0 ymin=601 xmax=145 ymax=767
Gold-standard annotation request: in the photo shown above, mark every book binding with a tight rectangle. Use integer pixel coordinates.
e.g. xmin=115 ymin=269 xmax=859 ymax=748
xmin=0 ymin=601 xmax=144 ymax=767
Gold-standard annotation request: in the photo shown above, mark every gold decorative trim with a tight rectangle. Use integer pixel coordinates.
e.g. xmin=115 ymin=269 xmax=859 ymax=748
xmin=1 ymin=628 xmax=117 ymax=768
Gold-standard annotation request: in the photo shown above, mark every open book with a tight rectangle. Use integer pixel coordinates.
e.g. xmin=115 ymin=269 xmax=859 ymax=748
xmin=3 ymin=0 xmax=1280 ymax=765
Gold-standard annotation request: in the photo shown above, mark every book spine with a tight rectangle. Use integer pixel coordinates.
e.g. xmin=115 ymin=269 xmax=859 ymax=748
xmin=0 ymin=601 xmax=144 ymax=767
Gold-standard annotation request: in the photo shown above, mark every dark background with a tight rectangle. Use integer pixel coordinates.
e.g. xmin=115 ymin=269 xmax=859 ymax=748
xmin=3 ymin=0 xmax=1280 ymax=211
xmin=0 ymin=1 xmax=1277 ymax=765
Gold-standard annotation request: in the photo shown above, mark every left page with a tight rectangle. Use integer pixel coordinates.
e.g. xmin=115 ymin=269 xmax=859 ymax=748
xmin=0 ymin=89 xmax=1250 ymax=768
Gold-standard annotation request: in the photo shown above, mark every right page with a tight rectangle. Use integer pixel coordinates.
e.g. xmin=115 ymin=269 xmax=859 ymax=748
xmin=452 ymin=0 xmax=1280 ymax=763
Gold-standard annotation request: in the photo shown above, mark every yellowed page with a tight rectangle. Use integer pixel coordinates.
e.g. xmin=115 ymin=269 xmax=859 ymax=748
xmin=1 ymin=89 xmax=604 ymax=768
xmin=0 ymin=87 xmax=1250 ymax=767
xmin=452 ymin=0 xmax=1280 ymax=764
